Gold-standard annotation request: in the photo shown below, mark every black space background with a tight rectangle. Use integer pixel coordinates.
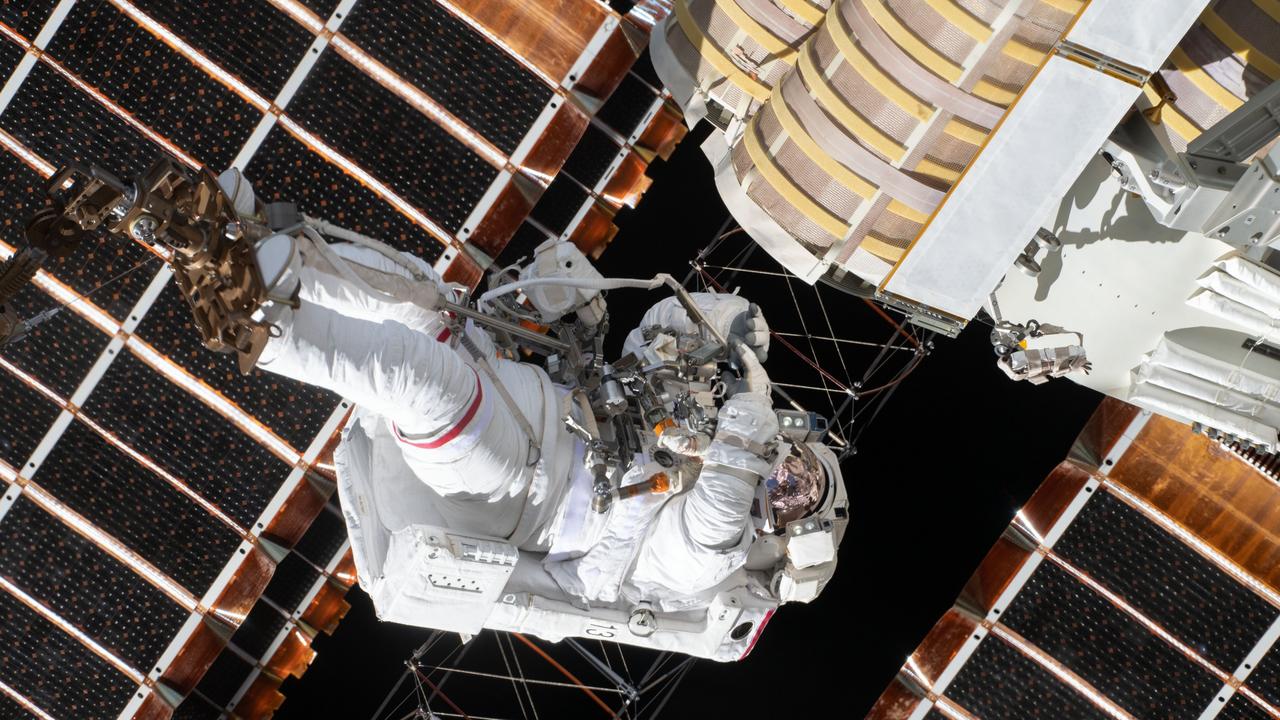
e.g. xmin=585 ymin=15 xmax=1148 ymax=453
xmin=273 ymin=123 xmax=1102 ymax=719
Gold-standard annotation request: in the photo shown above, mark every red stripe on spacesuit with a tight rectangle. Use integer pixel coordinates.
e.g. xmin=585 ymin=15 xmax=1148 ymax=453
xmin=393 ymin=369 xmax=483 ymax=449
xmin=436 ymin=327 xmax=451 ymax=342
xmin=739 ymin=609 xmax=776 ymax=660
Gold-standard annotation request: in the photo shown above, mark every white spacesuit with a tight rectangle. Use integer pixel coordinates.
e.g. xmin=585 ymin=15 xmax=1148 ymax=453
xmin=223 ymin=173 xmax=844 ymax=659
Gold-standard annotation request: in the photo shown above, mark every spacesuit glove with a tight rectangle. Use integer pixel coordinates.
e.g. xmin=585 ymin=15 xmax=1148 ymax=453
xmin=728 ymin=302 xmax=769 ymax=362
xmin=731 ymin=339 xmax=771 ymax=397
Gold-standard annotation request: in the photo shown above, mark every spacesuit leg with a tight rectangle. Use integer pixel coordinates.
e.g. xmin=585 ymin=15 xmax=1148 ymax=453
xmin=258 ymin=300 xmax=479 ymax=439
xmin=295 ymin=240 xmax=454 ymax=337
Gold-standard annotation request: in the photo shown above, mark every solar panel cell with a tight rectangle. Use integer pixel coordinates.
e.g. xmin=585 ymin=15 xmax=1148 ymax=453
xmin=0 ymin=497 xmax=187 ymax=669
xmin=134 ymin=282 xmax=339 ymax=450
xmin=1054 ymin=491 xmax=1278 ymax=670
xmin=598 ymin=73 xmax=660 ymax=138
xmin=245 ymin=125 xmax=446 ymax=265
xmin=123 ymin=0 xmax=313 ymax=99
xmin=81 ymin=351 xmax=294 ymax=528
xmin=1219 ymin=695 xmax=1273 ymax=720
xmin=0 ymin=300 xmax=108 ymax=399
xmin=0 ymin=368 xmax=59 ymax=468
xmin=47 ymin=1 xmax=259 ymax=170
xmin=1245 ymin=644 xmax=1280 ymax=707
xmin=945 ymin=633 xmax=1111 ymax=720
xmin=262 ymin=551 xmax=321 ymax=612
xmin=292 ymin=504 xmax=346 ymax=567
xmin=1001 ymin=561 xmax=1221 ymax=719
xmin=341 ymin=0 xmax=553 ymax=154
xmin=563 ymin=123 xmax=621 ymax=189
xmin=286 ymin=51 xmax=500 ymax=231
xmin=531 ymin=173 xmax=590 ymax=235
xmin=0 ymin=589 xmax=135 ymax=719
xmin=33 ymin=420 xmax=242 ymax=594
xmin=192 ymin=646 xmax=254 ymax=707
xmin=1 ymin=62 xmax=180 ymax=178
xmin=0 ymin=32 xmax=24 ymax=75
xmin=230 ymin=599 xmax=289 ymax=659
xmin=0 ymin=0 xmax=56 ymax=40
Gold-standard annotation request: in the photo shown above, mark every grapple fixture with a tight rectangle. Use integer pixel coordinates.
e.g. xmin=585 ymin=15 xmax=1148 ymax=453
xmin=27 ymin=157 xmax=275 ymax=373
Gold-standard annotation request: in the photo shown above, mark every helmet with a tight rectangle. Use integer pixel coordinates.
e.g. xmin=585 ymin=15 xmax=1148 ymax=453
xmin=765 ymin=442 xmax=829 ymax=526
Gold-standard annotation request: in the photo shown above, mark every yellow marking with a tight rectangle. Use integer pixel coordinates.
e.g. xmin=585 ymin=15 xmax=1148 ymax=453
xmin=714 ymin=0 xmax=796 ymax=60
xmin=1001 ymin=38 xmax=1046 ymax=66
xmin=1254 ymin=0 xmax=1280 ymax=24
xmin=915 ymin=157 xmax=961 ymax=184
xmin=798 ymin=48 xmax=908 ymax=161
xmin=923 ymin=0 xmax=991 ymax=41
xmin=1142 ymin=83 xmax=1201 ymax=142
xmin=743 ymin=119 xmax=851 ymax=237
xmin=1040 ymin=0 xmax=1084 ymax=13
xmin=859 ymin=234 xmax=907 ymax=262
xmin=943 ymin=118 xmax=986 ymax=145
xmin=887 ymin=199 xmax=930 ymax=224
xmin=777 ymin=0 xmax=825 ymax=25
xmin=861 ymin=0 xmax=963 ymax=82
xmin=673 ymin=0 xmax=771 ymax=100
xmin=972 ymin=79 xmax=1017 ymax=105
xmin=1201 ymin=10 xmax=1280 ymax=80
xmin=770 ymin=89 xmax=876 ymax=198
xmin=1170 ymin=47 xmax=1243 ymax=111
xmin=825 ymin=13 xmax=933 ymax=121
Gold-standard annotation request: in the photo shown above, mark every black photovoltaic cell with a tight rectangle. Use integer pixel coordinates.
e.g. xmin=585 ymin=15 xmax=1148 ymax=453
xmin=263 ymin=551 xmax=321 ymax=612
xmin=245 ymin=126 xmax=446 ymax=265
xmin=230 ymin=599 xmax=289 ymax=659
xmin=532 ymin=174 xmax=590 ymax=235
xmin=192 ymin=647 xmax=254 ymax=707
xmin=945 ymin=635 xmax=1110 ymax=720
xmin=1220 ymin=695 xmax=1272 ymax=720
xmin=298 ymin=0 xmax=342 ymax=19
xmin=630 ymin=48 xmax=662 ymax=88
xmin=0 ymin=0 xmax=55 ymax=39
xmin=923 ymin=712 xmax=948 ymax=720
xmin=598 ymin=72 xmax=659 ymax=137
xmin=1054 ymin=491 xmax=1277 ymax=670
xmin=135 ymin=282 xmax=339 ymax=449
xmin=0 ymin=589 xmax=134 ymax=719
xmin=0 ymin=294 xmax=107 ymax=399
xmin=0 ymin=497 xmax=187 ymax=669
xmin=81 ymin=351 xmax=295 ymax=528
xmin=171 ymin=695 xmax=224 ymax=720
xmin=123 ymin=0 xmax=313 ymax=99
xmin=496 ymin=221 xmax=555 ymax=267
xmin=1 ymin=62 xmax=177 ymax=179
xmin=286 ymin=51 xmax=499 ymax=231
xmin=0 ymin=31 xmax=24 ymax=76
xmin=47 ymin=1 xmax=259 ymax=171
xmin=562 ymin=123 xmax=621 ymax=189
xmin=341 ymin=0 xmax=552 ymax=154
xmin=292 ymin=504 xmax=346 ymax=567
xmin=1245 ymin=644 xmax=1280 ymax=707
xmin=33 ymin=420 xmax=242 ymax=594
xmin=0 ymin=368 xmax=59 ymax=469
xmin=1002 ymin=561 xmax=1221 ymax=719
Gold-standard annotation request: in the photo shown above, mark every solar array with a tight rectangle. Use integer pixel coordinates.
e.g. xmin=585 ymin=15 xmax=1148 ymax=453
xmin=0 ymin=0 xmax=681 ymax=717
xmin=867 ymin=399 xmax=1280 ymax=720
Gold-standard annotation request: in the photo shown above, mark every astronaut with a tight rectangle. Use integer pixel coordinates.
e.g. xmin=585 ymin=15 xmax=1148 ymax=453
xmin=219 ymin=171 xmax=843 ymax=630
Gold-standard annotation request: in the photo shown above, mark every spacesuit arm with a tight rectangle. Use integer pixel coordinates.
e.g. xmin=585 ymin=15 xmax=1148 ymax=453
xmin=621 ymin=292 xmax=768 ymax=359
xmin=631 ymin=393 xmax=778 ymax=597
